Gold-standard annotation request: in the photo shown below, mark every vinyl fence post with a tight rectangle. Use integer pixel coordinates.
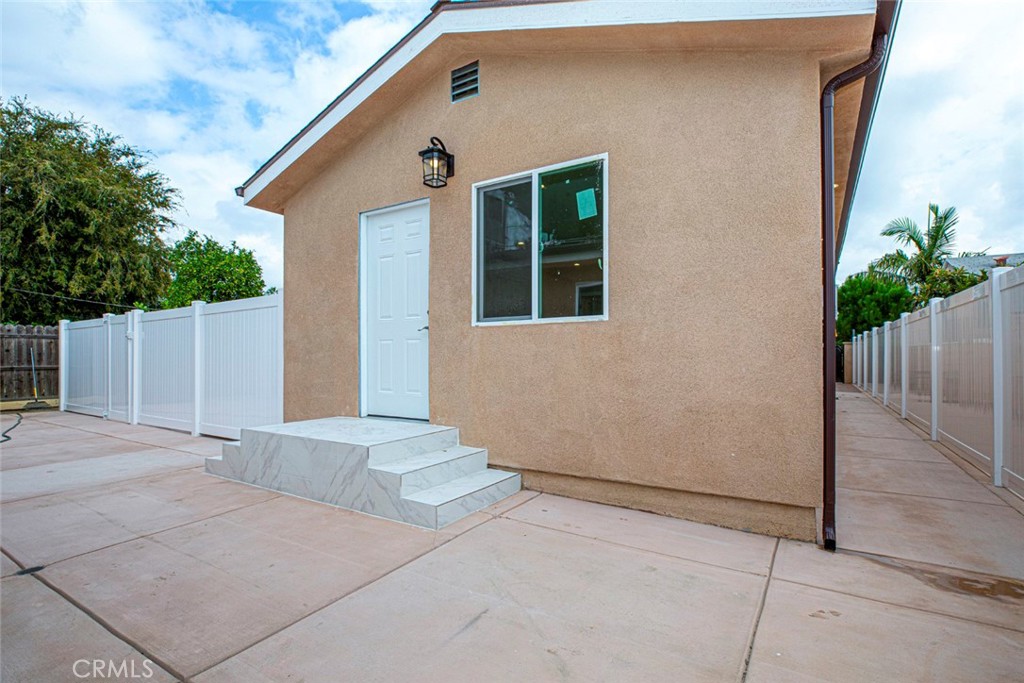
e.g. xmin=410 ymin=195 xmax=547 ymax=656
xmin=863 ymin=332 xmax=868 ymax=390
xmin=102 ymin=313 xmax=113 ymax=419
xmin=855 ymin=334 xmax=859 ymax=388
xmin=58 ymin=320 xmax=69 ymax=411
xmin=929 ymin=297 xmax=942 ymax=441
xmin=191 ymin=301 xmax=205 ymax=437
xmin=852 ymin=335 xmax=857 ymax=387
xmin=847 ymin=335 xmax=856 ymax=387
xmin=126 ymin=311 xmax=133 ymax=424
xmin=852 ymin=333 xmax=857 ymax=388
xmin=883 ymin=321 xmax=891 ymax=406
xmin=127 ymin=310 xmax=139 ymax=424
xmin=275 ymin=292 xmax=284 ymax=424
xmin=857 ymin=334 xmax=862 ymax=387
xmin=859 ymin=333 xmax=865 ymax=388
xmin=900 ymin=312 xmax=910 ymax=419
xmin=991 ymin=267 xmax=1011 ymax=487
xmin=871 ymin=327 xmax=879 ymax=398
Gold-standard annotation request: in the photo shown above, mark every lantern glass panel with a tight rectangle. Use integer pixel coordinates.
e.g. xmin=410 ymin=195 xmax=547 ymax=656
xmin=422 ymin=149 xmax=449 ymax=187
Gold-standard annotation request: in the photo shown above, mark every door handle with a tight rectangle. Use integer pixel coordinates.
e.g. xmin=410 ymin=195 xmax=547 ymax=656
xmin=418 ymin=325 xmax=429 ymax=332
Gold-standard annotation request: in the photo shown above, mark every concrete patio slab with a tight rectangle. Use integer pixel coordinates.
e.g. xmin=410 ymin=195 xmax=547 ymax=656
xmin=837 ymin=433 xmax=948 ymax=462
xmin=20 ymin=412 xmax=187 ymax=439
xmin=22 ymin=411 xmax=157 ymax=432
xmin=107 ymin=430 xmax=228 ymax=456
xmin=201 ymin=494 xmax=459 ymax=574
xmin=27 ymin=413 xmax=228 ymax=455
xmin=1 ymin=469 xmax=280 ymax=567
xmin=1 ymin=576 xmax=176 ymax=682
xmin=506 ymin=493 xmax=776 ymax=575
xmin=838 ymin=456 xmax=1006 ymax=505
xmin=0 ymin=422 xmax=98 ymax=448
xmin=836 ymin=414 xmax=922 ymax=441
xmin=39 ymin=494 xmax=452 ymax=678
xmin=745 ymin=581 xmax=1024 ymax=682
xmin=1 ymin=434 xmax=149 ymax=470
xmin=0 ymin=448 xmax=205 ymax=502
xmin=835 ymin=394 xmax=888 ymax=413
xmin=837 ymin=487 xmax=1024 ymax=579
xmin=773 ymin=540 xmax=1024 ymax=632
xmin=3 ymin=405 xmax=1022 ymax=682
xmin=195 ymin=518 xmax=767 ymax=683
xmin=1 ymin=552 xmax=20 ymax=577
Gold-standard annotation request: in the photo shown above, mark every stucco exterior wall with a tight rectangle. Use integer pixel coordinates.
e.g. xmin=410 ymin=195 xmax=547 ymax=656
xmin=283 ymin=49 xmax=825 ymax=538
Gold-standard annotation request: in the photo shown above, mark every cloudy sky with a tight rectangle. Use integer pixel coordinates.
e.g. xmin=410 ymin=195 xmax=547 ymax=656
xmin=3 ymin=1 xmax=1022 ymax=288
xmin=841 ymin=0 xmax=1024 ymax=282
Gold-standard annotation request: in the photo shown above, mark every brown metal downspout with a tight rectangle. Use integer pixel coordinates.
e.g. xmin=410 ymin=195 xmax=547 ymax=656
xmin=821 ymin=34 xmax=888 ymax=551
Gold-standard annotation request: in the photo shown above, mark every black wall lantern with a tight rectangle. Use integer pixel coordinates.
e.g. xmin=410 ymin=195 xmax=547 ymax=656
xmin=419 ymin=137 xmax=454 ymax=188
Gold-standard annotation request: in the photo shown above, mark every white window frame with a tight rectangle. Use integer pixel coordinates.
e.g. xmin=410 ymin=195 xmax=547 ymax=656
xmin=575 ymin=280 xmax=603 ymax=316
xmin=471 ymin=152 xmax=609 ymax=326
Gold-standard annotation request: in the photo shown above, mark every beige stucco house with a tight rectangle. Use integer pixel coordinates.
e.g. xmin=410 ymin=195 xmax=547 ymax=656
xmin=235 ymin=0 xmax=899 ymax=543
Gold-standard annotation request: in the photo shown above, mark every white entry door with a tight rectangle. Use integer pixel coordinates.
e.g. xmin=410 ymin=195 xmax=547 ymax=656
xmin=364 ymin=201 xmax=430 ymax=419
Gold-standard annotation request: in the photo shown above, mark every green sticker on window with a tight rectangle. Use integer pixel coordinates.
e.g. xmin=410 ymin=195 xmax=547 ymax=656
xmin=576 ymin=188 xmax=597 ymax=220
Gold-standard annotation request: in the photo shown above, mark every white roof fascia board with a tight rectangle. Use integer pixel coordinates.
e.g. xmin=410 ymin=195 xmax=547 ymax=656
xmin=241 ymin=0 xmax=875 ymax=203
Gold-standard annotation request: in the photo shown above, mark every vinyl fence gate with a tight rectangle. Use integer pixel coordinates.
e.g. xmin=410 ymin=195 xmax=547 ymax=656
xmin=60 ymin=294 xmax=283 ymax=440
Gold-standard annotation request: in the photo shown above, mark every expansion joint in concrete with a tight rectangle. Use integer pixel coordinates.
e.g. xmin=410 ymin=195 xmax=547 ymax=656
xmin=740 ymin=537 xmax=779 ymax=682
xmin=27 ymin=570 xmax=187 ymax=681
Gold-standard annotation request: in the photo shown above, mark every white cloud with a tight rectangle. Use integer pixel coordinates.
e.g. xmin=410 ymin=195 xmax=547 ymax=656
xmin=6 ymin=1 xmax=1018 ymax=290
xmin=840 ymin=0 xmax=1024 ymax=281
xmin=1 ymin=0 xmax=432 ymax=289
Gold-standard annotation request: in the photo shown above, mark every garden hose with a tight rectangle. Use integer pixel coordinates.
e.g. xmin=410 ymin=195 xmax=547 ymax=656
xmin=1 ymin=413 xmax=23 ymax=444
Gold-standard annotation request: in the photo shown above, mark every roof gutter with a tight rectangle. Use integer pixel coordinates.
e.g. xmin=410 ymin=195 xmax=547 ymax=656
xmin=820 ymin=33 xmax=888 ymax=551
xmin=836 ymin=1 xmax=902 ymax=257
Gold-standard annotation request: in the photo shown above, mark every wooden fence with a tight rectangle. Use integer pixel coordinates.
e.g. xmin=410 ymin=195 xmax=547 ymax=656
xmin=1 ymin=324 xmax=60 ymax=400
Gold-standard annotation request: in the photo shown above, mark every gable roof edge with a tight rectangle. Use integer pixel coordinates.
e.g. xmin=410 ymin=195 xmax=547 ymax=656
xmin=237 ymin=0 xmax=878 ymax=206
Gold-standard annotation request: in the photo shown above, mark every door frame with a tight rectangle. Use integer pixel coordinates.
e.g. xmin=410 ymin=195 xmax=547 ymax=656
xmin=358 ymin=197 xmax=431 ymax=418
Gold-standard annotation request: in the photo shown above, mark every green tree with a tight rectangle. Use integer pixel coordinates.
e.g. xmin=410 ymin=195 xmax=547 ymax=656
xmin=915 ymin=265 xmax=986 ymax=307
xmin=1 ymin=98 xmax=175 ymax=324
xmin=163 ymin=231 xmax=270 ymax=308
xmin=836 ymin=273 xmax=914 ymax=342
xmin=869 ymin=203 xmax=960 ymax=286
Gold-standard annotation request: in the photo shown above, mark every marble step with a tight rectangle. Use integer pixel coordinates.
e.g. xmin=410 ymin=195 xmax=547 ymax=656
xmin=205 ymin=441 xmax=241 ymax=478
xmin=237 ymin=417 xmax=460 ymax=467
xmin=404 ymin=469 xmax=522 ymax=528
xmin=204 ymin=455 xmax=232 ymax=479
xmin=368 ymin=427 xmax=460 ymax=466
xmin=203 ymin=416 xmax=521 ymax=529
xmin=370 ymin=446 xmax=488 ymax=495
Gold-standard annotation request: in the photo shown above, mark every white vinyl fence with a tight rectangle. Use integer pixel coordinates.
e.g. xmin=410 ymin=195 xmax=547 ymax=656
xmin=59 ymin=294 xmax=283 ymax=440
xmin=851 ymin=266 xmax=1024 ymax=500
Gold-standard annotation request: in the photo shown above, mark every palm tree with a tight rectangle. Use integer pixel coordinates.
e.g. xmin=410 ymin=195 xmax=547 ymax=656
xmin=869 ymin=203 xmax=959 ymax=286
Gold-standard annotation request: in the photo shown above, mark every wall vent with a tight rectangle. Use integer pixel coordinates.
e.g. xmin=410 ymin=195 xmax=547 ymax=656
xmin=451 ymin=61 xmax=479 ymax=102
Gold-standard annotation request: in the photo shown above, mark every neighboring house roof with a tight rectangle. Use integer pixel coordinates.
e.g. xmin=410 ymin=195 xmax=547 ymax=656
xmin=944 ymin=253 xmax=1024 ymax=275
xmin=237 ymin=0 xmax=883 ymax=212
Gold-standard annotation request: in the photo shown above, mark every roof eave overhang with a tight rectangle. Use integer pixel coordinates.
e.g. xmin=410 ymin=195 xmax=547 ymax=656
xmin=237 ymin=0 xmax=878 ymax=211
xmin=835 ymin=0 xmax=901 ymax=263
